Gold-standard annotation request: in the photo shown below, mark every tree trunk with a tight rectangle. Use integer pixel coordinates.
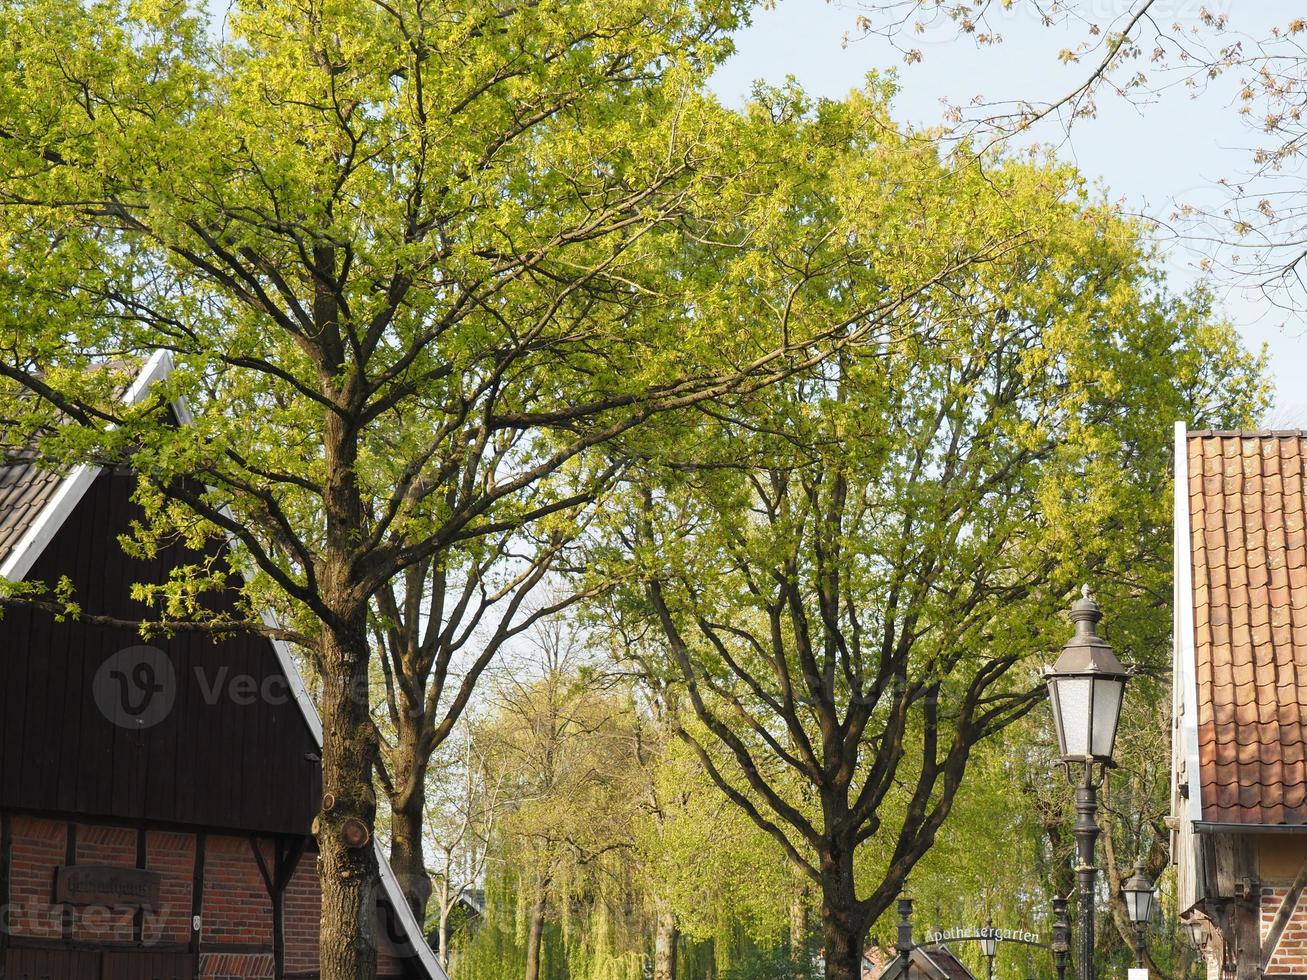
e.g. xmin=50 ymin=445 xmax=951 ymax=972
xmin=819 ymin=844 xmax=866 ymax=980
xmin=389 ymin=787 xmax=433 ymax=922
xmin=435 ymin=872 xmax=451 ymax=969
xmin=654 ymin=908 xmax=678 ymax=980
xmin=524 ymin=877 xmax=550 ymax=980
xmin=318 ymin=617 xmax=380 ymax=980
xmin=791 ymin=878 xmax=810 ymax=963
xmin=312 ymin=276 xmax=381 ymax=980
xmin=437 ymin=900 xmax=451 ymax=969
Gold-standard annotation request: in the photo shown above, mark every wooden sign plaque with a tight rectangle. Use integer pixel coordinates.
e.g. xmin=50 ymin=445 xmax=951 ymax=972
xmin=54 ymin=865 xmax=161 ymax=908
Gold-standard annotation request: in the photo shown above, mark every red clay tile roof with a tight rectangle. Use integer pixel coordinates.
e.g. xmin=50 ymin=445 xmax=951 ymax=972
xmin=1189 ymin=431 xmax=1307 ymax=824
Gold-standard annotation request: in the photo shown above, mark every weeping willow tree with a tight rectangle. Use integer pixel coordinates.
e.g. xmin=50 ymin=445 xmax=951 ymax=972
xmin=452 ymin=863 xmax=646 ymax=980
xmin=450 ymin=873 xmax=536 ymax=980
xmin=451 ymin=863 xmax=818 ymax=980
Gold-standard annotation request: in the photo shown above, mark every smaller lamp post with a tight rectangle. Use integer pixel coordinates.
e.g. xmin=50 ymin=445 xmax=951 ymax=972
xmin=1123 ymin=858 xmax=1157 ymax=969
xmin=1045 ymin=586 xmax=1131 ymax=980
xmin=1183 ymin=915 xmax=1207 ymax=952
xmin=1050 ymin=896 xmax=1069 ymax=980
xmin=980 ymin=916 xmax=998 ymax=980
xmin=897 ymin=891 xmax=915 ymax=955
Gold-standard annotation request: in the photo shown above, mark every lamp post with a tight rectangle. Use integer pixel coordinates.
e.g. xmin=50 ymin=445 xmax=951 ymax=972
xmin=980 ymin=916 xmax=998 ymax=980
xmin=1050 ymin=896 xmax=1069 ymax=980
xmin=1044 ymin=587 xmax=1130 ymax=980
xmin=1123 ymin=858 xmax=1157 ymax=969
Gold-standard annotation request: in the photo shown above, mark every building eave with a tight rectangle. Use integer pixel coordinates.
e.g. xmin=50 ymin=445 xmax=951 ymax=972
xmin=1193 ymin=821 xmax=1307 ymax=835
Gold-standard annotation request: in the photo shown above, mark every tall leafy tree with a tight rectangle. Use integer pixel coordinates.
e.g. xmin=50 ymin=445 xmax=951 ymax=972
xmin=0 ymin=0 xmax=916 ymax=973
xmin=358 ymin=69 xmax=1044 ymax=926
xmin=590 ymin=119 xmax=1267 ymax=977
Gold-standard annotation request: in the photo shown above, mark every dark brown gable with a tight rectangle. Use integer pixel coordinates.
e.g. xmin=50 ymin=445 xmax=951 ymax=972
xmin=0 ymin=469 xmax=322 ymax=835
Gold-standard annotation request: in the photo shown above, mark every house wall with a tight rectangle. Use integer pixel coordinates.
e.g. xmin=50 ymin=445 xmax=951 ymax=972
xmin=2 ymin=814 xmax=412 ymax=979
xmin=150 ymin=831 xmax=199 ymax=945
xmin=1258 ymin=837 xmax=1307 ymax=881
xmin=1258 ymin=837 xmax=1307 ymax=976
xmin=1260 ymin=884 xmax=1307 ymax=975
xmin=283 ymin=858 xmax=321 ymax=976
xmin=73 ymin=825 xmax=137 ymax=945
xmin=1191 ymin=832 xmax=1257 ymax=980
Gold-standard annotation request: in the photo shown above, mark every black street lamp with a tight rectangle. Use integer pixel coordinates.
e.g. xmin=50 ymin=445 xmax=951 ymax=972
xmin=980 ymin=916 xmax=998 ymax=980
xmin=1051 ymin=896 xmax=1069 ymax=980
xmin=1045 ymin=587 xmax=1130 ymax=980
xmin=1123 ymin=859 xmax=1157 ymax=969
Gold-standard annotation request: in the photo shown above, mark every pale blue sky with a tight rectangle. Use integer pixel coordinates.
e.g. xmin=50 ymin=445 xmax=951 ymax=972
xmin=711 ymin=1 xmax=1305 ymax=425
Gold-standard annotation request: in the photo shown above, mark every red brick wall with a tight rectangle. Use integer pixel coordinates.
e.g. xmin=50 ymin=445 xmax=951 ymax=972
xmin=284 ymin=854 xmax=322 ymax=975
xmin=1261 ymin=885 xmax=1307 ymax=974
xmin=8 ymin=820 xmax=203 ymax=947
xmin=147 ymin=830 xmax=196 ymax=945
xmin=72 ymin=823 xmax=137 ymax=943
xmin=198 ymin=951 xmax=276 ymax=978
xmin=201 ymin=835 xmax=274 ymax=950
xmin=3 ymin=817 xmax=418 ymax=978
xmin=7 ymin=816 xmax=65 ymax=939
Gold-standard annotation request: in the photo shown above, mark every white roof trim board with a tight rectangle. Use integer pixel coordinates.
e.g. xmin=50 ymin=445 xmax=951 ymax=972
xmin=1173 ymin=420 xmax=1204 ymax=824
xmin=0 ymin=463 xmax=100 ymax=582
xmin=0 ymin=353 xmax=446 ymax=980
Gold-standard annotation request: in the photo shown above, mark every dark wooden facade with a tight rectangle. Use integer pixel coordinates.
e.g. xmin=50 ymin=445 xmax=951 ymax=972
xmin=0 ymin=469 xmax=321 ymax=834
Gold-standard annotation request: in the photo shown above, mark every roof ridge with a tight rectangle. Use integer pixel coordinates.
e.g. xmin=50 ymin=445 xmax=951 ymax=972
xmin=1188 ymin=429 xmax=1307 ymax=438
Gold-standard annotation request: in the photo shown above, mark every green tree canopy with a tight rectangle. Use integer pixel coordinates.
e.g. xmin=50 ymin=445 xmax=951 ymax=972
xmin=588 ymin=116 xmax=1267 ymax=978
